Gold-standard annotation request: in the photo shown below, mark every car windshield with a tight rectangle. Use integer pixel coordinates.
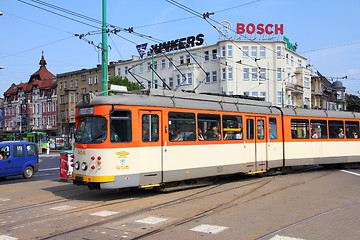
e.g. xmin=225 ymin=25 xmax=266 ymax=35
xmin=75 ymin=116 xmax=107 ymax=144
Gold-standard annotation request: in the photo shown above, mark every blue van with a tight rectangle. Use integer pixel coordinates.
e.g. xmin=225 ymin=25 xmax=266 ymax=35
xmin=0 ymin=142 xmax=39 ymax=179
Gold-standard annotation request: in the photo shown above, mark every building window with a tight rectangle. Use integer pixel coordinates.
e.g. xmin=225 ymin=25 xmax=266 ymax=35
xmin=186 ymin=55 xmax=191 ymax=63
xmin=81 ymin=75 xmax=86 ymax=81
xmin=260 ymin=47 xmax=266 ymax=58
xmin=243 ymin=46 xmax=249 ymax=58
xmin=76 ymin=80 xmax=78 ymax=87
xmin=228 ymin=45 xmax=232 ymax=57
xmin=252 ymin=91 xmax=258 ymax=97
xmin=228 ymin=67 xmax=233 ymax=80
xmin=169 ymin=77 xmax=173 ymax=88
xmin=161 ymin=59 xmax=166 ymax=69
xmin=168 ymin=58 xmax=173 ymax=68
xmin=251 ymin=47 xmax=257 ymax=58
xmin=147 ymin=62 xmax=151 ymax=71
xmin=94 ymin=75 xmax=98 ymax=84
xmin=70 ymin=93 xmax=74 ymax=103
xmin=89 ymin=77 xmax=93 ymax=85
xmin=176 ymin=75 xmax=181 ymax=86
xmin=298 ymin=60 xmax=302 ymax=67
xmin=52 ymin=116 xmax=56 ymax=126
xmin=243 ymin=68 xmax=249 ymax=80
xmin=222 ymin=68 xmax=226 ymax=80
xmin=251 ymin=68 xmax=258 ymax=80
xmin=304 ymin=77 xmax=310 ymax=88
xmin=125 ymin=66 xmax=128 ymax=75
xmin=76 ymin=93 xmax=79 ymax=103
xmin=212 ymin=71 xmax=217 ymax=82
xmin=286 ymin=54 xmax=289 ymax=64
xmin=180 ymin=56 xmax=184 ymax=64
xmin=277 ymin=91 xmax=282 ymax=104
xmin=260 ymin=92 xmax=266 ymax=100
xmin=70 ymin=80 xmax=74 ymax=88
xmin=204 ymin=51 xmax=209 ymax=61
xmin=64 ymin=81 xmax=67 ymax=89
xmin=187 ymin=73 xmax=192 ymax=84
xmin=117 ymin=68 xmax=121 ymax=76
xmin=244 ymin=91 xmax=249 ymax=96
xmin=222 ymin=46 xmax=226 ymax=57
xmin=277 ymin=68 xmax=282 ymax=80
xmin=139 ymin=63 xmax=143 ymax=74
xmin=212 ymin=49 xmax=217 ymax=60
xmin=205 ymin=72 xmax=210 ymax=83
xmin=260 ymin=68 xmax=266 ymax=80
xmin=291 ymin=56 xmax=294 ymax=66
xmin=277 ymin=46 xmax=281 ymax=58
xmin=153 ymin=61 xmax=158 ymax=70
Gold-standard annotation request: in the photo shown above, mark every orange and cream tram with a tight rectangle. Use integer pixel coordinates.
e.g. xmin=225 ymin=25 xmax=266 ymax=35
xmin=72 ymin=89 xmax=360 ymax=190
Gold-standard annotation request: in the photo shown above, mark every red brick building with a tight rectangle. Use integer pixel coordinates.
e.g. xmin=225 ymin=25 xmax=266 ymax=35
xmin=3 ymin=54 xmax=58 ymax=136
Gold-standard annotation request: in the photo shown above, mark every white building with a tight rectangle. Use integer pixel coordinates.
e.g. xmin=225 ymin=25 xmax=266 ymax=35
xmin=115 ymin=39 xmax=311 ymax=108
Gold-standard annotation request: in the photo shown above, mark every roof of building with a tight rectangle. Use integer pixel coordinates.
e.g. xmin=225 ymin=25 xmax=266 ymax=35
xmin=4 ymin=55 xmax=56 ymax=97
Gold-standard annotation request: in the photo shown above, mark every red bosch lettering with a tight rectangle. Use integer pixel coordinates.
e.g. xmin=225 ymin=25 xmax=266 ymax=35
xmin=247 ymin=23 xmax=256 ymax=34
xmin=275 ymin=24 xmax=284 ymax=35
xmin=257 ymin=23 xmax=264 ymax=34
xmin=237 ymin=23 xmax=245 ymax=34
xmin=265 ymin=24 xmax=274 ymax=34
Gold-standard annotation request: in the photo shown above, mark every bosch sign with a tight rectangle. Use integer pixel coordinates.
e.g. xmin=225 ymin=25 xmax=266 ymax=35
xmin=237 ymin=23 xmax=284 ymax=35
xmin=149 ymin=34 xmax=204 ymax=54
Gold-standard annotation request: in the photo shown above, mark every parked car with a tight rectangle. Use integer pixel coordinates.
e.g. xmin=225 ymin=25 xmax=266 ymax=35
xmin=0 ymin=141 xmax=39 ymax=179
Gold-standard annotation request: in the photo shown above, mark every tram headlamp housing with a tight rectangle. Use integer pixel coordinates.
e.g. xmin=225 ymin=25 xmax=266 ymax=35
xmin=74 ymin=161 xmax=80 ymax=170
xmin=81 ymin=162 xmax=88 ymax=171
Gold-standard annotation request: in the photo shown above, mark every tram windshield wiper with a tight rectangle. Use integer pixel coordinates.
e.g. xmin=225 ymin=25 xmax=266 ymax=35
xmin=85 ymin=133 xmax=106 ymax=144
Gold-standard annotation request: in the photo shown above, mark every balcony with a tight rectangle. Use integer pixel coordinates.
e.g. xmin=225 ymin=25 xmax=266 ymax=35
xmin=285 ymin=82 xmax=303 ymax=93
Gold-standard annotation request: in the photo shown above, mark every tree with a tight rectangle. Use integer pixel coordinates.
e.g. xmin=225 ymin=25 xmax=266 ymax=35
xmin=346 ymin=94 xmax=360 ymax=112
xmin=108 ymin=76 xmax=142 ymax=91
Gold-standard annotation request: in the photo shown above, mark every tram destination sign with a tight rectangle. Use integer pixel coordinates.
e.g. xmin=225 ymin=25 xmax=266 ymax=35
xmin=149 ymin=34 xmax=204 ymax=55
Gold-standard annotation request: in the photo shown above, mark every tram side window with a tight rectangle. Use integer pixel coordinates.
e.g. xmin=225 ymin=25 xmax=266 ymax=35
xmin=142 ymin=114 xmax=159 ymax=142
xmin=345 ymin=121 xmax=359 ymax=139
xmin=310 ymin=120 xmax=328 ymax=139
xmin=269 ymin=118 xmax=277 ymax=139
xmin=257 ymin=119 xmax=265 ymax=140
xmin=110 ymin=110 xmax=132 ymax=143
xmin=329 ymin=120 xmax=344 ymax=139
xmin=291 ymin=119 xmax=309 ymax=139
xmin=168 ymin=112 xmax=196 ymax=141
xmin=198 ymin=114 xmax=221 ymax=141
xmin=222 ymin=115 xmax=243 ymax=140
xmin=246 ymin=119 xmax=254 ymax=140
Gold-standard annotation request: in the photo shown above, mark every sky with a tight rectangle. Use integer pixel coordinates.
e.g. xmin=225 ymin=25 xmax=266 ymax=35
xmin=1 ymin=0 xmax=360 ymax=98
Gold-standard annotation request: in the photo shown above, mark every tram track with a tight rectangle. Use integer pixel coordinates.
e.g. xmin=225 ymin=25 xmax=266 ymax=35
xmin=1 ymin=168 xmax=337 ymax=239
xmin=30 ymin=176 xmax=272 ymax=239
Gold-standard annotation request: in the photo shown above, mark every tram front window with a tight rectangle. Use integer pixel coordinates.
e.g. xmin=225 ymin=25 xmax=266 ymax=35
xmin=75 ymin=117 xmax=107 ymax=144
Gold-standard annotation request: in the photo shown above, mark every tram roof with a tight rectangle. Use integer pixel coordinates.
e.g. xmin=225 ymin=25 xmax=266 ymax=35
xmin=77 ymin=89 xmax=360 ymax=119
xmin=77 ymin=89 xmax=279 ymax=115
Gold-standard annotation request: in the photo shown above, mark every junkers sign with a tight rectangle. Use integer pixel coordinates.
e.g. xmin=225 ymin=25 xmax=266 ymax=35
xmin=149 ymin=34 xmax=204 ymax=54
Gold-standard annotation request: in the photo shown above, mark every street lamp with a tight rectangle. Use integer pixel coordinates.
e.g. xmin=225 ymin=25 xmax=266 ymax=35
xmin=0 ymin=12 xmax=3 ymax=16
xmin=0 ymin=66 xmax=4 ymax=69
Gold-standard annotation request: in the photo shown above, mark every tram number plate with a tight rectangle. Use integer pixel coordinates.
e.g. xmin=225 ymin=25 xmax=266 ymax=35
xmin=75 ymin=176 xmax=83 ymax=182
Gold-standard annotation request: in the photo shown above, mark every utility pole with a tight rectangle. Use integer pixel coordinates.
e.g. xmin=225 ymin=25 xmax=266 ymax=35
xmin=101 ymin=0 xmax=108 ymax=96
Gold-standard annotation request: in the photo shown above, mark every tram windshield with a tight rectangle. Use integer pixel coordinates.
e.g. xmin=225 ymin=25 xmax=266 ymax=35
xmin=75 ymin=116 xmax=107 ymax=144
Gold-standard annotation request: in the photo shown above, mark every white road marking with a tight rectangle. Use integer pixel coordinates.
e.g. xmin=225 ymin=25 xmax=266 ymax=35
xmin=50 ymin=205 xmax=75 ymax=211
xmin=270 ymin=235 xmax=305 ymax=240
xmin=0 ymin=198 xmax=10 ymax=202
xmin=135 ymin=217 xmax=167 ymax=225
xmin=190 ymin=224 xmax=229 ymax=234
xmin=341 ymin=170 xmax=360 ymax=177
xmin=39 ymin=168 xmax=59 ymax=172
xmin=90 ymin=210 xmax=119 ymax=217
xmin=0 ymin=235 xmax=18 ymax=240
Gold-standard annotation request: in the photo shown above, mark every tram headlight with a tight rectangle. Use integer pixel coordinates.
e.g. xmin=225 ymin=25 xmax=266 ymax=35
xmin=81 ymin=162 xmax=88 ymax=171
xmin=74 ymin=161 xmax=80 ymax=170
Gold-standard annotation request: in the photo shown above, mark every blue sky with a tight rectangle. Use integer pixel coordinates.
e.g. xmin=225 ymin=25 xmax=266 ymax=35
xmin=1 ymin=0 xmax=360 ymax=97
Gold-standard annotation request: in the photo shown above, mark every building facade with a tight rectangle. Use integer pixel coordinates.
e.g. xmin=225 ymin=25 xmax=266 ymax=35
xmin=3 ymin=55 xmax=58 ymax=136
xmin=56 ymin=63 xmax=116 ymax=136
xmin=115 ymin=39 xmax=311 ymax=108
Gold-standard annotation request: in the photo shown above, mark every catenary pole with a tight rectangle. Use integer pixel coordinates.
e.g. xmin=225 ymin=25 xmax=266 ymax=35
xmin=101 ymin=0 xmax=108 ymax=96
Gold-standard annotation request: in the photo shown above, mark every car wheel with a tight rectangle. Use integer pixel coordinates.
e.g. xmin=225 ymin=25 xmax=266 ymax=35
xmin=23 ymin=166 xmax=34 ymax=179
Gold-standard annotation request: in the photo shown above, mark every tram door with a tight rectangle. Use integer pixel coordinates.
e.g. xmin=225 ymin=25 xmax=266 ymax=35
xmin=246 ymin=116 xmax=268 ymax=173
xmin=139 ymin=110 xmax=163 ymax=185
